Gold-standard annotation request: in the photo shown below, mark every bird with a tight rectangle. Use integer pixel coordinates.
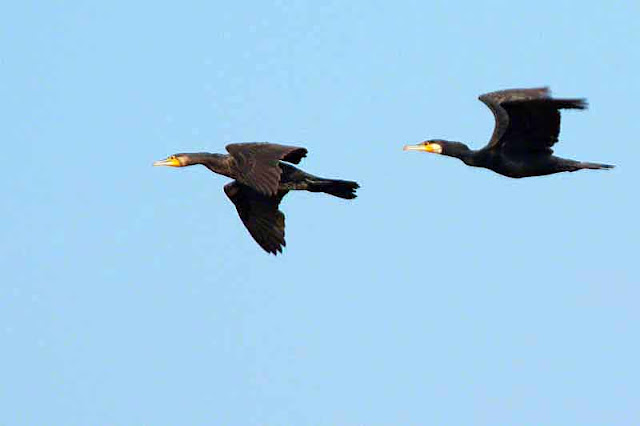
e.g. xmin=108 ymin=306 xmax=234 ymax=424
xmin=403 ymin=87 xmax=614 ymax=178
xmin=153 ymin=143 xmax=359 ymax=255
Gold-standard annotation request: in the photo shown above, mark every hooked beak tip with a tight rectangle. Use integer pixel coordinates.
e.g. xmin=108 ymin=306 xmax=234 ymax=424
xmin=403 ymin=144 xmax=423 ymax=152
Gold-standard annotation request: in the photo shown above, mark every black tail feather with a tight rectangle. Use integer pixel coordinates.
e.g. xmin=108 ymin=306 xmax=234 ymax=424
xmin=579 ymin=161 xmax=615 ymax=170
xmin=308 ymin=179 xmax=359 ymax=199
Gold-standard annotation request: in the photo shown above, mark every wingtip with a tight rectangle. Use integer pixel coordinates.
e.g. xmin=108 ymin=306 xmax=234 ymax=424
xmin=575 ymin=98 xmax=588 ymax=109
xmin=554 ymin=98 xmax=588 ymax=109
xmin=269 ymin=245 xmax=285 ymax=256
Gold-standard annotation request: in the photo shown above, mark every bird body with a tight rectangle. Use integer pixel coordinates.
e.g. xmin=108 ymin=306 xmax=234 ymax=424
xmin=450 ymin=144 xmax=602 ymax=178
xmin=404 ymin=87 xmax=614 ymax=178
xmin=154 ymin=143 xmax=359 ymax=255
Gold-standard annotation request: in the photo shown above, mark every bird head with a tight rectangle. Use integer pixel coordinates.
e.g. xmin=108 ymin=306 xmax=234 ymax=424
xmin=403 ymin=140 xmax=472 ymax=158
xmin=153 ymin=153 xmax=191 ymax=167
xmin=403 ymin=140 xmax=446 ymax=154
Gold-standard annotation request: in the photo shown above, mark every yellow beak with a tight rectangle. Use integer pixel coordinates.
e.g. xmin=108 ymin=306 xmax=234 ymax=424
xmin=153 ymin=157 xmax=181 ymax=167
xmin=403 ymin=143 xmax=442 ymax=154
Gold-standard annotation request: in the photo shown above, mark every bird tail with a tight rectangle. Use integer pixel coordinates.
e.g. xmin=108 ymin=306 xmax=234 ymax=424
xmin=308 ymin=178 xmax=359 ymax=199
xmin=578 ymin=161 xmax=615 ymax=170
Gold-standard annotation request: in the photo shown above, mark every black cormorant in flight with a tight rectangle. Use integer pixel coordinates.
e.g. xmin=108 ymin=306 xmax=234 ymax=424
xmin=403 ymin=87 xmax=614 ymax=177
xmin=154 ymin=143 xmax=359 ymax=255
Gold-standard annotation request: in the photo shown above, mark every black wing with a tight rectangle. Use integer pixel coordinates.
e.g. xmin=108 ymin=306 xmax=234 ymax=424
xmin=479 ymin=87 xmax=587 ymax=154
xmin=226 ymin=143 xmax=308 ymax=196
xmin=224 ymin=181 xmax=288 ymax=255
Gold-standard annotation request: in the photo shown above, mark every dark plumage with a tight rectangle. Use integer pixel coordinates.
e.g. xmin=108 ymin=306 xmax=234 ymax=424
xmin=154 ymin=143 xmax=359 ymax=255
xmin=404 ymin=87 xmax=614 ymax=178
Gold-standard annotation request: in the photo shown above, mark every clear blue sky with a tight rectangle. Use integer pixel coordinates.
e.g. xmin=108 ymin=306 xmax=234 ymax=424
xmin=2 ymin=1 xmax=638 ymax=424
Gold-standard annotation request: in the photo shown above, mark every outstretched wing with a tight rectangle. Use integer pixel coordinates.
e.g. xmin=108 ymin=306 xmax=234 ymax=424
xmin=479 ymin=87 xmax=550 ymax=149
xmin=479 ymin=87 xmax=587 ymax=154
xmin=226 ymin=143 xmax=308 ymax=196
xmin=224 ymin=181 xmax=288 ymax=255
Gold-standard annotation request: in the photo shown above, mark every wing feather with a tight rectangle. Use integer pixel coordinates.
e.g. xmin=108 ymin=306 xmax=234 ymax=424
xmin=224 ymin=181 xmax=287 ymax=255
xmin=479 ymin=88 xmax=586 ymax=154
xmin=479 ymin=87 xmax=550 ymax=149
xmin=226 ymin=143 xmax=308 ymax=196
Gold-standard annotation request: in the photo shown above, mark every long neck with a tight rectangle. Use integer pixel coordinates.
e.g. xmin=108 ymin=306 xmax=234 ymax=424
xmin=458 ymin=149 xmax=482 ymax=167
xmin=443 ymin=142 xmax=478 ymax=166
xmin=187 ymin=153 xmax=235 ymax=178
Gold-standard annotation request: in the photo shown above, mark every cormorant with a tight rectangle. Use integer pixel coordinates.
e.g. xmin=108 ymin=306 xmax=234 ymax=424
xmin=153 ymin=143 xmax=359 ymax=255
xmin=403 ymin=87 xmax=614 ymax=177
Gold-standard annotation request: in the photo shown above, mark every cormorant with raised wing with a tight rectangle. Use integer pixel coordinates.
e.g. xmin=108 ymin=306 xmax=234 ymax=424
xmin=404 ymin=87 xmax=614 ymax=177
xmin=154 ymin=143 xmax=359 ymax=255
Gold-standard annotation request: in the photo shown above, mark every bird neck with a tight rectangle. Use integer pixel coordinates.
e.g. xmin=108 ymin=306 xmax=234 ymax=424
xmin=442 ymin=142 xmax=477 ymax=165
xmin=187 ymin=153 xmax=235 ymax=178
